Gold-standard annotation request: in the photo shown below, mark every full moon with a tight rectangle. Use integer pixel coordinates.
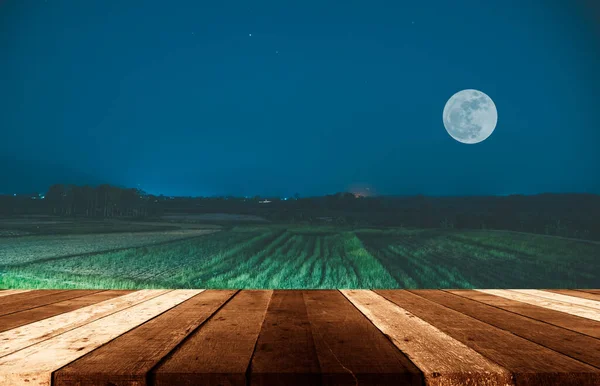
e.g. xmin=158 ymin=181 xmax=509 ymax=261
xmin=442 ymin=89 xmax=498 ymax=144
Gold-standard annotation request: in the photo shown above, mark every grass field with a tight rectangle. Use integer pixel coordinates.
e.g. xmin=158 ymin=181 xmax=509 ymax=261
xmin=1 ymin=223 xmax=598 ymax=289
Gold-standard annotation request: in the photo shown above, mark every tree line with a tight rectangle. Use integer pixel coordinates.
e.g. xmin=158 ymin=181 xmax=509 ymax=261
xmin=0 ymin=184 xmax=163 ymax=218
xmin=1 ymin=185 xmax=599 ymax=240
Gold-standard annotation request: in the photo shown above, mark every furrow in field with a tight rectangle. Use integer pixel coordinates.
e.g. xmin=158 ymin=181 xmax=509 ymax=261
xmin=318 ymin=235 xmax=327 ymax=287
xmin=392 ymin=236 xmax=508 ymax=287
xmin=430 ymin=239 xmax=526 ymax=287
xmin=320 ymin=234 xmax=359 ymax=288
xmin=450 ymin=231 xmax=599 ymax=272
xmin=131 ymin=231 xmax=263 ymax=282
xmin=272 ymin=235 xmax=318 ymax=288
xmin=341 ymin=233 xmax=397 ymax=288
xmin=409 ymin=235 xmax=548 ymax=288
xmin=379 ymin=245 xmax=421 ymax=288
xmin=1 ymin=230 xmax=273 ymax=289
xmin=386 ymin=243 xmax=471 ymax=288
xmin=338 ymin=236 xmax=360 ymax=282
xmin=186 ymin=230 xmax=293 ymax=287
xmin=0 ymin=230 xmax=217 ymax=268
xmin=174 ymin=230 xmax=290 ymax=287
xmin=357 ymin=235 xmax=420 ymax=288
xmin=440 ymin=234 xmax=597 ymax=287
xmin=1 ymin=231 xmax=238 ymax=286
xmin=303 ymin=237 xmax=323 ymax=287
xmin=250 ymin=234 xmax=310 ymax=287
xmin=237 ymin=235 xmax=301 ymax=287
xmin=358 ymin=230 xmax=501 ymax=288
xmin=287 ymin=236 xmax=320 ymax=288
xmin=387 ymin=237 xmax=481 ymax=287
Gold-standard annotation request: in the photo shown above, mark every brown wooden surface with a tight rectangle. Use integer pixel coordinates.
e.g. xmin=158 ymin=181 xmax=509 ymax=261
xmin=54 ymin=290 xmax=237 ymax=386
xmin=0 ymin=290 xmax=132 ymax=333
xmin=303 ymin=290 xmax=422 ymax=386
xmin=547 ymin=289 xmax=600 ymax=302
xmin=377 ymin=290 xmax=600 ymax=385
xmin=0 ymin=289 xmax=598 ymax=385
xmin=448 ymin=289 xmax=600 ymax=339
xmin=0 ymin=290 xmax=32 ymax=298
xmin=250 ymin=290 xmax=321 ymax=386
xmin=411 ymin=289 xmax=600 ymax=369
xmin=0 ymin=290 xmax=200 ymax=386
xmin=579 ymin=290 xmax=600 ymax=295
xmin=0 ymin=290 xmax=102 ymax=317
xmin=342 ymin=289 xmax=513 ymax=386
xmin=153 ymin=290 xmax=273 ymax=386
xmin=0 ymin=290 xmax=67 ymax=308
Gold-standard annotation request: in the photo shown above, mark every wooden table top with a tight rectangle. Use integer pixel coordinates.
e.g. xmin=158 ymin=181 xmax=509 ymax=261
xmin=0 ymin=288 xmax=599 ymax=386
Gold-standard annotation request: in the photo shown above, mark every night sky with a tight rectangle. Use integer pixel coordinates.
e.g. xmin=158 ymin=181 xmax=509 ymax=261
xmin=1 ymin=0 xmax=599 ymax=197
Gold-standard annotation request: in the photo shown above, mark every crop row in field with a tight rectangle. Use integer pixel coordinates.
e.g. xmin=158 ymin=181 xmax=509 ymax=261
xmin=0 ymin=229 xmax=217 ymax=266
xmin=1 ymin=225 xmax=599 ymax=289
xmin=0 ymin=227 xmax=397 ymax=289
xmin=356 ymin=228 xmax=600 ymax=288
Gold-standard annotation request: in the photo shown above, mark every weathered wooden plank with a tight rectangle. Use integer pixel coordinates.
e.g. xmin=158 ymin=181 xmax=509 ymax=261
xmin=342 ymin=290 xmax=513 ymax=386
xmin=579 ymin=290 xmax=600 ymax=295
xmin=447 ymin=290 xmax=600 ymax=339
xmin=0 ymin=290 xmax=202 ymax=386
xmin=54 ymin=289 xmax=236 ymax=386
xmin=0 ymin=290 xmax=101 ymax=317
xmin=0 ymin=290 xmax=132 ymax=333
xmin=0 ymin=290 xmax=32 ymax=298
xmin=303 ymin=290 xmax=422 ymax=386
xmin=381 ymin=290 xmax=600 ymax=385
xmin=153 ymin=290 xmax=273 ymax=386
xmin=409 ymin=289 xmax=600 ymax=370
xmin=0 ymin=289 xmax=169 ymax=358
xmin=511 ymin=290 xmax=600 ymax=310
xmin=0 ymin=290 xmax=67 ymax=309
xmin=477 ymin=290 xmax=600 ymax=322
xmin=249 ymin=290 xmax=321 ymax=386
xmin=546 ymin=289 xmax=600 ymax=302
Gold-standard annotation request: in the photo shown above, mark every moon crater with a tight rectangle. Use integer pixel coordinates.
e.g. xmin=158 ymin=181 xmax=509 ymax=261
xmin=443 ymin=89 xmax=497 ymax=144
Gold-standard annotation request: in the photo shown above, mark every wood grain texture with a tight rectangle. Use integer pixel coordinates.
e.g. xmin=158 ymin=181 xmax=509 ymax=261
xmin=512 ymin=290 xmax=600 ymax=310
xmin=0 ymin=290 xmax=63 ymax=304
xmin=0 ymin=289 xmax=169 ymax=358
xmin=54 ymin=289 xmax=236 ymax=386
xmin=303 ymin=290 xmax=422 ymax=386
xmin=448 ymin=290 xmax=600 ymax=339
xmin=0 ymin=290 xmax=132 ymax=333
xmin=342 ymin=290 xmax=513 ymax=386
xmin=546 ymin=290 xmax=600 ymax=302
xmin=0 ymin=290 xmax=202 ymax=386
xmin=0 ymin=290 xmax=32 ymax=298
xmin=250 ymin=290 xmax=321 ymax=386
xmin=579 ymin=290 xmax=600 ymax=295
xmin=153 ymin=290 xmax=273 ymax=386
xmin=477 ymin=290 xmax=600 ymax=322
xmin=381 ymin=290 xmax=600 ymax=386
xmin=408 ymin=289 xmax=600 ymax=369
xmin=0 ymin=289 xmax=102 ymax=317
xmin=0 ymin=290 xmax=67 ymax=310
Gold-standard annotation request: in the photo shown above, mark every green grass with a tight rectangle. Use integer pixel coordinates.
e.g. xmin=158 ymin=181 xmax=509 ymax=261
xmin=1 ymin=225 xmax=599 ymax=289
xmin=0 ymin=219 xmax=186 ymax=236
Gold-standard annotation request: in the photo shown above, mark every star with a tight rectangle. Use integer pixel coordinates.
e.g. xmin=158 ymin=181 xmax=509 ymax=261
xmin=249 ymin=33 xmax=252 ymax=37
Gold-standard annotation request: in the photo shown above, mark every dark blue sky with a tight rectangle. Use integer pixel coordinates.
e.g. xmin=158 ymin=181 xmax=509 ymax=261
xmin=1 ymin=0 xmax=599 ymax=197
